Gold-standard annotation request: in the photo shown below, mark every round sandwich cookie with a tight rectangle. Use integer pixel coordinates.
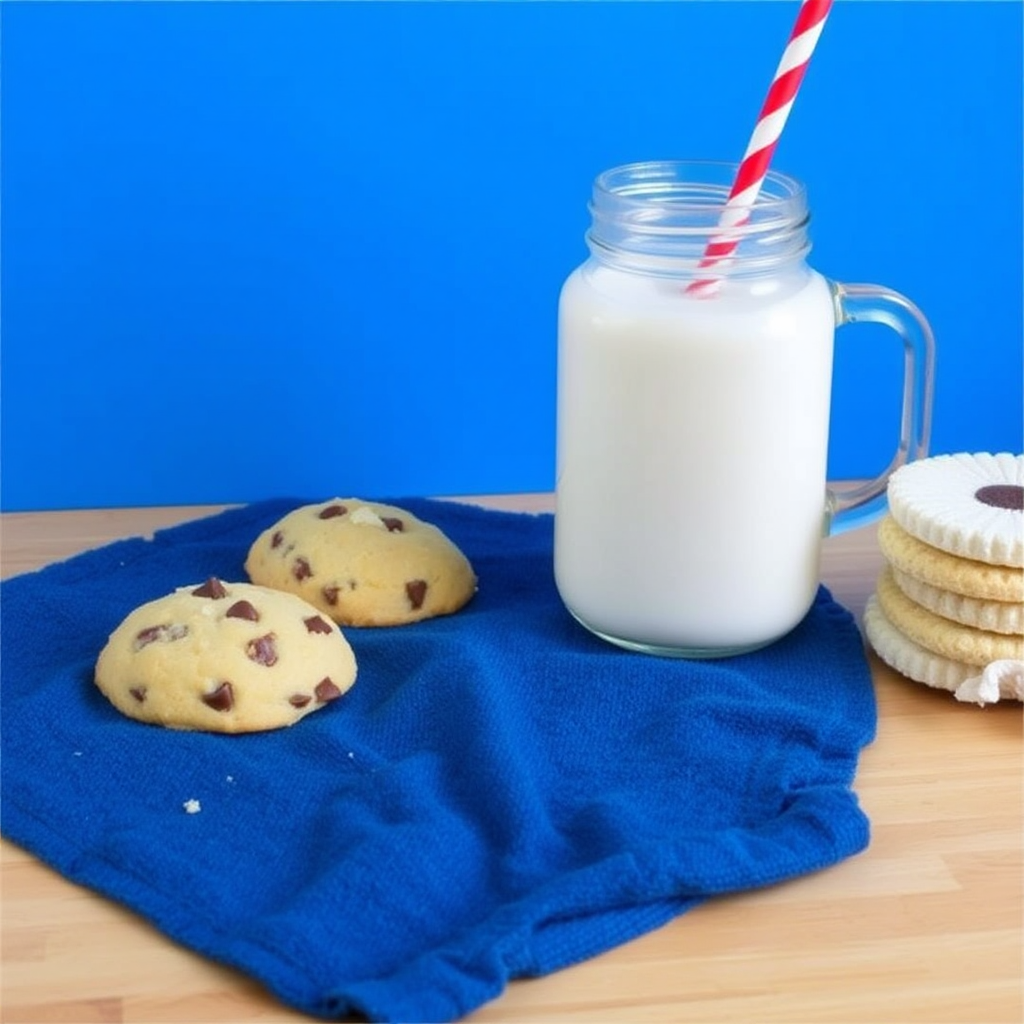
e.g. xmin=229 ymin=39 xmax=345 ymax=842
xmin=877 ymin=516 xmax=1023 ymax=604
xmin=864 ymin=595 xmax=1024 ymax=705
xmin=887 ymin=452 xmax=1023 ymax=567
xmin=245 ymin=499 xmax=477 ymax=627
xmin=95 ymin=578 xmax=357 ymax=732
xmin=889 ymin=566 xmax=1024 ymax=636
xmin=874 ymin=567 xmax=1024 ymax=668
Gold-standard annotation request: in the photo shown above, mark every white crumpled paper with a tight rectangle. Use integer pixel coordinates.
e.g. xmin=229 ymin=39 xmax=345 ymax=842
xmin=954 ymin=660 xmax=1024 ymax=706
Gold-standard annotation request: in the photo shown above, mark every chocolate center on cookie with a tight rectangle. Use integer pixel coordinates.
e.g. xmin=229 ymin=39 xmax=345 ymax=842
xmin=974 ymin=484 xmax=1024 ymax=511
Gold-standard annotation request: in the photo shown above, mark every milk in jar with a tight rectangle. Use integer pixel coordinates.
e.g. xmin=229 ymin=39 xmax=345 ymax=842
xmin=555 ymin=265 xmax=834 ymax=653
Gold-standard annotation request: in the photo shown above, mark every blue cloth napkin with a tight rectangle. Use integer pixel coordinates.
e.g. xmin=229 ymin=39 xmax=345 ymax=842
xmin=1 ymin=498 xmax=876 ymax=1022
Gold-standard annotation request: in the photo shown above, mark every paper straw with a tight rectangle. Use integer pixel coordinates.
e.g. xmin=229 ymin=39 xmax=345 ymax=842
xmin=687 ymin=0 xmax=833 ymax=296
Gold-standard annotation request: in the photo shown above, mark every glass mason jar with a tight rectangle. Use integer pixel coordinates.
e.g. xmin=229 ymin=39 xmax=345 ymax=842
xmin=554 ymin=160 xmax=934 ymax=658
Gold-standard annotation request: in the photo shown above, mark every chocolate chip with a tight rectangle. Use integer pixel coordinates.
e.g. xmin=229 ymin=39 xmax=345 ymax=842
xmin=246 ymin=633 xmax=278 ymax=666
xmin=304 ymin=615 xmax=333 ymax=635
xmin=192 ymin=577 xmax=228 ymax=599
xmin=382 ymin=517 xmax=404 ymax=533
xmin=271 ymin=531 xmax=284 ymax=549
xmin=202 ymin=681 xmax=234 ymax=712
xmin=135 ymin=626 xmax=161 ymax=648
xmin=226 ymin=600 xmax=260 ymax=622
xmin=319 ymin=504 xmax=348 ymax=519
xmin=321 ymin=585 xmax=339 ymax=606
xmin=133 ymin=623 xmax=188 ymax=651
xmin=129 ymin=686 xmax=147 ymax=703
xmin=315 ymin=677 xmax=342 ymax=703
xmin=405 ymin=579 xmax=428 ymax=610
xmin=289 ymin=694 xmax=312 ymax=708
xmin=975 ymin=484 xmax=1024 ymax=512
xmin=293 ymin=557 xmax=313 ymax=581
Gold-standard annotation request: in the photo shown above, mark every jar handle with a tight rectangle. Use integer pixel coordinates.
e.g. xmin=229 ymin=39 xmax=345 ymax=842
xmin=826 ymin=282 xmax=935 ymax=535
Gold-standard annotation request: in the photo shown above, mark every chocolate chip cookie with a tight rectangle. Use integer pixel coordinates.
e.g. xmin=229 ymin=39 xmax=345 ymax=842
xmin=95 ymin=578 xmax=357 ymax=732
xmin=244 ymin=499 xmax=477 ymax=626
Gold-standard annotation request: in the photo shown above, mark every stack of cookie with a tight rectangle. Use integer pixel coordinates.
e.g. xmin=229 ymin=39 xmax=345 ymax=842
xmin=864 ymin=452 xmax=1024 ymax=705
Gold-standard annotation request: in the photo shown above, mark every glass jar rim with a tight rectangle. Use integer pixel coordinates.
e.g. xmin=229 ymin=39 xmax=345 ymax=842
xmin=593 ymin=159 xmax=807 ymax=216
xmin=586 ymin=159 xmax=811 ymax=277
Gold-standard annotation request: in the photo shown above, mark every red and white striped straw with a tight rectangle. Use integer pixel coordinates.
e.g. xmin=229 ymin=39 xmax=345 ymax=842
xmin=687 ymin=0 xmax=833 ymax=296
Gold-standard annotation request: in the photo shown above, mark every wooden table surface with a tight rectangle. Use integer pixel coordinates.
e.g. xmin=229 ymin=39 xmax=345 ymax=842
xmin=1 ymin=496 xmax=1021 ymax=1024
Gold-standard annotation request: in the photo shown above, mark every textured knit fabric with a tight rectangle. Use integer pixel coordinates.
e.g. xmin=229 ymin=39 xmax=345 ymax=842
xmin=0 ymin=499 xmax=877 ymax=1022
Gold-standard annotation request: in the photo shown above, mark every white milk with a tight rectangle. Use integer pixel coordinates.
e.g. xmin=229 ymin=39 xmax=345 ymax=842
xmin=554 ymin=264 xmax=837 ymax=654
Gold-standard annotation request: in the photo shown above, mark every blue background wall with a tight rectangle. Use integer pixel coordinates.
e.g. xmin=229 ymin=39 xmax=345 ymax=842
xmin=2 ymin=0 xmax=1021 ymax=511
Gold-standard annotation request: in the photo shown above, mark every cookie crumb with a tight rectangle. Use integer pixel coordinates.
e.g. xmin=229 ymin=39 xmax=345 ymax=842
xmin=226 ymin=775 xmax=234 ymax=783
xmin=183 ymin=799 xmax=202 ymax=814
xmin=73 ymin=751 xmax=83 ymax=757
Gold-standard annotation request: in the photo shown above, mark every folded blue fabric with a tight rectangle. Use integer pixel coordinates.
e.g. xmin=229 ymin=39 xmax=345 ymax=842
xmin=1 ymin=499 xmax=876 ymax=1022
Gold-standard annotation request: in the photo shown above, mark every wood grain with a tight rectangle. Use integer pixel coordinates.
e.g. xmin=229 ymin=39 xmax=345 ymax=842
xmin=1 ymin=496 xmax=1020 ymax=1024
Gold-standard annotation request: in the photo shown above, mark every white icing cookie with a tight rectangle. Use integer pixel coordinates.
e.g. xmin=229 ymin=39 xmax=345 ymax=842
xmin=887 ymin=452 xmax=1023 ymax=567
xmin=889 ymin=566 xmax=1023 ymax=635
